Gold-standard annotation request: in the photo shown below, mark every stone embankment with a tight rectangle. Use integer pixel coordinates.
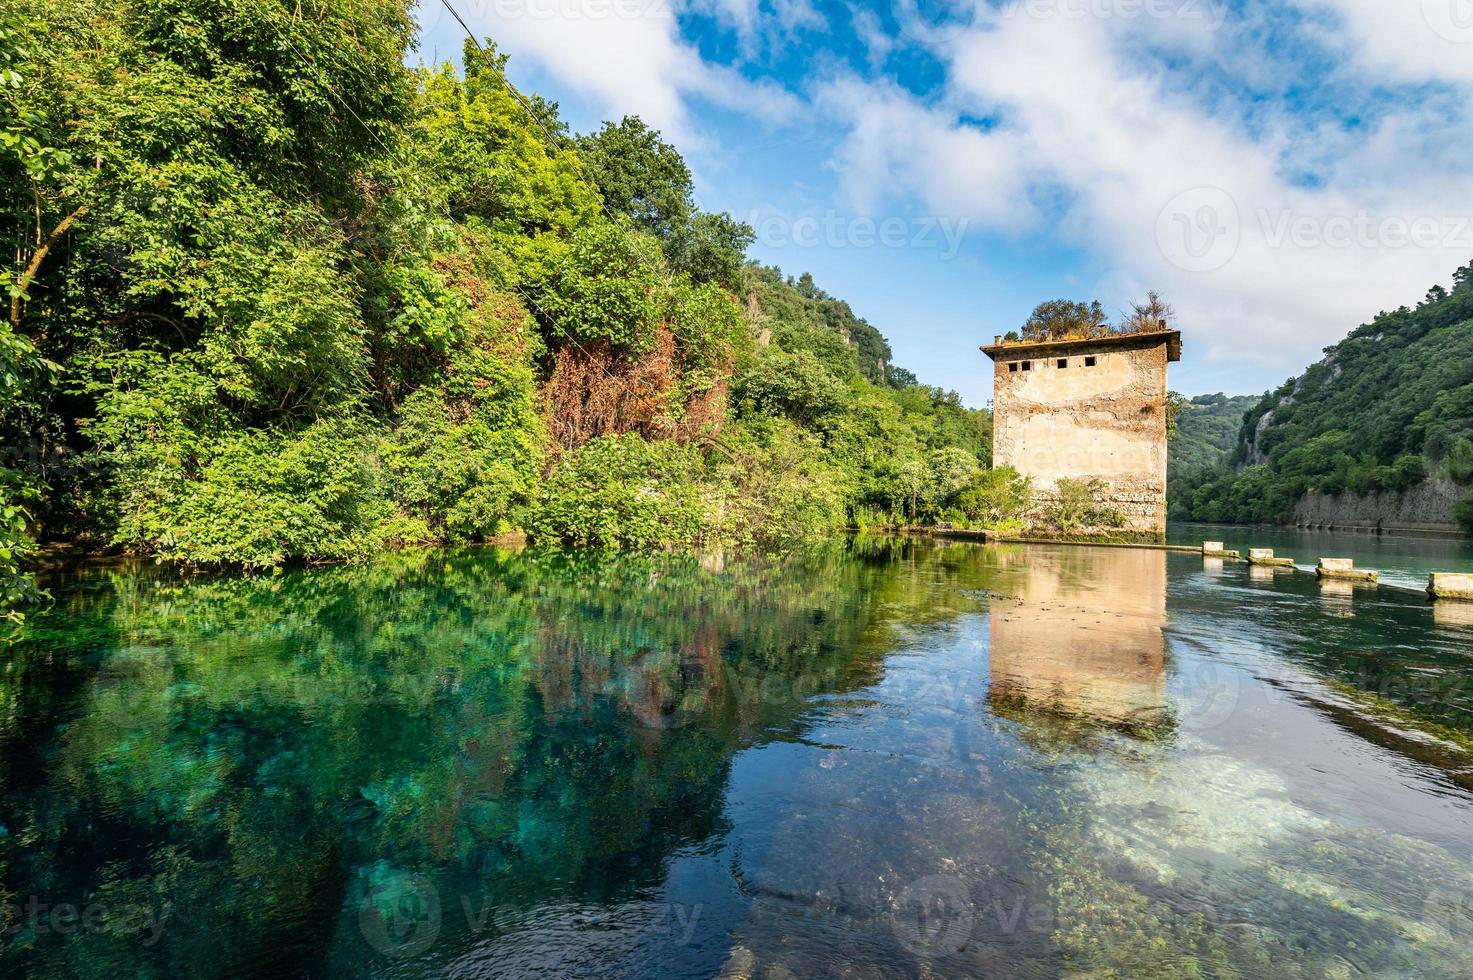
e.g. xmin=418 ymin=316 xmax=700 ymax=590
xmin=1292 ymin=476 xmax=1464 ymax=535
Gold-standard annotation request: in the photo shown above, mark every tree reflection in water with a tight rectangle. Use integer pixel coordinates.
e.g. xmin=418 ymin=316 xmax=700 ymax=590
xmin=4 ymin=539 xmax=1473 ymax=978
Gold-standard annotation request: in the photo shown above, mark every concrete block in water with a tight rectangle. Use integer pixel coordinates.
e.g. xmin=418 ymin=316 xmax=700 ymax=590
xmin=1317 ymin=558 xmax=1378 ymax=584
xmin=1427 ymin=572 xmax=1473 ymax=602
xmin=1202 ymin=541 xmax=1240 ymax=559
xmin=1248 ymin=548 xmax=1295 ymax=568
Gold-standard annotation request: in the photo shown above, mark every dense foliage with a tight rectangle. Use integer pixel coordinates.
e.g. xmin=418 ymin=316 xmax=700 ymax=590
xmin=0 ymin=0 xmax=991 ymax=616
xmin=1174 ymin=265 xmax=1473 ymax=526
xmin=1164 ymin=393 xmax=1258 ymax=518
xmin=1168 ymin=394 xmax=1259 ymax=475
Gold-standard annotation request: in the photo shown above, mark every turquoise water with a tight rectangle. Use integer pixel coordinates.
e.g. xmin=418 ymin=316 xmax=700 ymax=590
xmin=3 ymin=538 xmax=1473 ymax=977
xmin=1168 ymin=521 xmax=1473 ymax=591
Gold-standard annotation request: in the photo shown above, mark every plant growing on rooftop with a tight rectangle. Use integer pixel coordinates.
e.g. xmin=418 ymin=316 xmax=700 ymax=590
xmin=1121 ymin=291 xmax=1176 ymax=333
xmin=1020 ymin=300 xmax=1110 ymax=342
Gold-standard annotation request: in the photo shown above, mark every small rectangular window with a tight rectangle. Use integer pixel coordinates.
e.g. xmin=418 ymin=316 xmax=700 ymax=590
xmin=1084 ymin=356 xmax=1097 ymax=367
xmin=1021 ymin=361 xmax=1032 ymax=371
xmin=1057 ymin=358 xmax=1068 ymax=369
xmin=1008 ymin=362 xmax=1018 ymax=373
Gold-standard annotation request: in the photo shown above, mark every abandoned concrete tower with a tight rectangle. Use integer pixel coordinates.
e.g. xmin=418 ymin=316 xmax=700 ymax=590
xmin=982 ymin=329 xmax=1182 ymax=537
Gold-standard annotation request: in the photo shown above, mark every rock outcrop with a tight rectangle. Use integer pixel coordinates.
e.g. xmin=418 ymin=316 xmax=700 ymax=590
xmin=1291 ymin=476 xmax=1464 ymax=534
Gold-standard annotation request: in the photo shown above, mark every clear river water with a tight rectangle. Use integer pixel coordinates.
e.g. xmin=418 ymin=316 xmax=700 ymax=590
xmin=3 ymin=532 xmax=1473 ymax=977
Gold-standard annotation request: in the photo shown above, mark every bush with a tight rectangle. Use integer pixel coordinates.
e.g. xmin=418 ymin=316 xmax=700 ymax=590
xmin=1448 ymin=438 xmax=1473 ymax=484
xmin=1044 ymin=478 xmax=1125 ymax=533
xmin=732 ymin=348 xmax=848 ymax=427
xmin=707 ymin=420 xmax=847 ymax=546
xmin=921 ymin=447 xmax=982 ymax=520
xmin=526 ymin=223 xmax=664 ymax=353
xmin=115 ymin=421 xmax=392 ymax=568
xmin=529 ymin=434 xmax=706 ymax=549
xmin=1457 ymin=493 xmax=1473 ymax=534
xmin=0 ymin=469 xmax=44 ymax=625
xmin=955 ymin=466 xmax=1033 ymax=526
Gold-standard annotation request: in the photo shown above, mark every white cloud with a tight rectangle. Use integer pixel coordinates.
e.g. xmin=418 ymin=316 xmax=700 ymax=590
xmin=420 ymin=0 xmax=800 ymax=145
xmin=817 ymin=75 xmax=1037 ymax=231
xmin=819 ymin=2 xmax=1473 ymax=377
xmin=849 ymin=4 xmax=898 ymax=70
xmin=1289 ymin=0 xmax=1473 ymax=85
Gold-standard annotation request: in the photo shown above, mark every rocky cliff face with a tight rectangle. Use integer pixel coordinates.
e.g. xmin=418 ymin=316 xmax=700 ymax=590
xmin=1292 ymin=476 xmax=1464 ymax=534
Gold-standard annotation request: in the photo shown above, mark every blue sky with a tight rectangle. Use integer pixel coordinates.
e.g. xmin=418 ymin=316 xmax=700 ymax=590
xmin=416 ymin=0 xmax=1473 ymax=407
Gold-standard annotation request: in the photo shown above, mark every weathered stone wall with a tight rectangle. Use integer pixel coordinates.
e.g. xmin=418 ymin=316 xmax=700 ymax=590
xmin=1291 ymin=475 xmax=1465 ymax=535
xmin=991 ymin=339 xmax=1171 ymax=535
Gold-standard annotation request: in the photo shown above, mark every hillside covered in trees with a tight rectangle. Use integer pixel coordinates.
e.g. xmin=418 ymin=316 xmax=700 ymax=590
xmin=1165 ymin=393 xmax=1259 ymax=514
xmin=1172 ymin=264 xmax=1473 ymax=531
xmin=0 ymin=0 xmax=993 ymax=617
xmin=1168 ymin=394 xmax=1259 ymax=475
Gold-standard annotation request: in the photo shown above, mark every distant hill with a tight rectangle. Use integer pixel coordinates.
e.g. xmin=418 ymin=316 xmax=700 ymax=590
xmin=1171 ymin=263 xmax=1473 ymax=532
xmin=1169 ymin=393 xmax=1259 ymax=476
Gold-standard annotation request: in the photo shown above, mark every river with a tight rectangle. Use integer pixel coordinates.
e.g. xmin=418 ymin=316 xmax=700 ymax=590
xmin=2 ymin=535 xmax=1472 ymax=977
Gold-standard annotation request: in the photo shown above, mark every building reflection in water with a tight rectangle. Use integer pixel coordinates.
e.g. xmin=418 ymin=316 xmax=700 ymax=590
xmin=1318 ymin=577 xmax=1356 ymax=615
xmin=1248 ymin=564 xmax=1277 ymax=585
xmin=987 ymin=547 xmax=1170 ymax=738
xmin=1433 ymin=600 xmax=1473 ymax=630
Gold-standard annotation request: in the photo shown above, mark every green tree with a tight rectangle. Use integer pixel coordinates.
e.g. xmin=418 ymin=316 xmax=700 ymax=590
xmin=955 ymin=466 xmax=1033 ymax=526
xmin=577 ymin=116 xmax=694 ymax=240
xmin=575 ymin=116 xmax=753 ymax=287
xmin=1021 ymin=299 xmax=1110 ymax=341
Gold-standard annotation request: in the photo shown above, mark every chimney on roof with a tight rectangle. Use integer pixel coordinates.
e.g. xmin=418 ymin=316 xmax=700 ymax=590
xmin=994 ymin=335 xmax=1001 ymax=345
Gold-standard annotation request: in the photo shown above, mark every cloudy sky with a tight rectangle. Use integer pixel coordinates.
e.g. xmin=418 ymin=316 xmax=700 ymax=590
xmin=416 ymin=0 xmax=1473 ymax=406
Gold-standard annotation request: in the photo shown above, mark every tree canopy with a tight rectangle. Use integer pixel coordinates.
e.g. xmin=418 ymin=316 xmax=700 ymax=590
xmin=0 ymin=2 xmax=992 ymax=618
